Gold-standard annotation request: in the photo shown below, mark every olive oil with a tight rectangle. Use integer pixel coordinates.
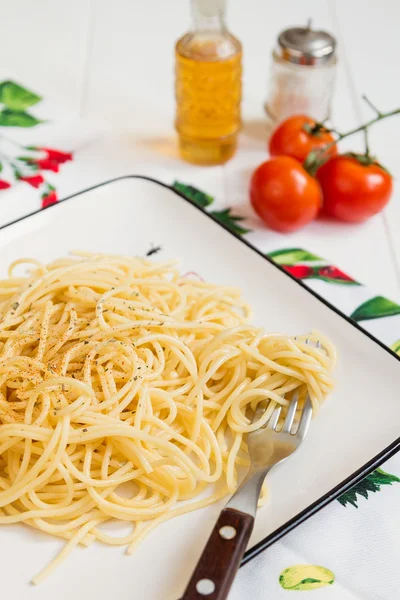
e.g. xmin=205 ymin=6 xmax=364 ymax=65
xmin=175 ymin=0 xmax=242 ymax=165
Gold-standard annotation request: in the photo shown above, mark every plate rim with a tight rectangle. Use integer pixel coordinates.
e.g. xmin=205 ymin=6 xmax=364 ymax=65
xmin=1 ymin=174 xmax=400 ymax=567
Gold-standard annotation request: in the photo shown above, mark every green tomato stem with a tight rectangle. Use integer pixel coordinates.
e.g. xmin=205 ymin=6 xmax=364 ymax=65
xmin=324 ymin=104 xmax=400 ymax=152
xmin=304 ymin=99 xmax=400 ymax=173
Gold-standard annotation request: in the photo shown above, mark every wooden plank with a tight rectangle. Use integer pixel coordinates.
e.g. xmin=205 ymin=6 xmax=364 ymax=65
xmin=82 ymin=0 xmax=185 ymax=130
xmin=0 ymin=0 xmax=91 ymax=115
xmin=329 ymin=0 xmax=400 ymax=296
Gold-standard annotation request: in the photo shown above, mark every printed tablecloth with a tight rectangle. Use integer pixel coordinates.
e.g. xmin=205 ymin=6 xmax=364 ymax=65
xmin=0 ymin=79 xmax=399 ymax=600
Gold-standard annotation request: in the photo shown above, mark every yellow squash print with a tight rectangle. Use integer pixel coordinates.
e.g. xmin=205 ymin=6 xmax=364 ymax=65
xmin=279 ymin=564 xmax=334 ymax=591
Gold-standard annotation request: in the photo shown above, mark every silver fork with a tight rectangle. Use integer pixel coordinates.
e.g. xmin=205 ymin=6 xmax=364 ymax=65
xmin=180 ymin=342 xmax=315 ymax=600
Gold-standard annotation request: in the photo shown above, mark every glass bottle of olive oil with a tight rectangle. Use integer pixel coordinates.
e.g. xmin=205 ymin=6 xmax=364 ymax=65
xmin=175 ymin=0 xmax=242 ymax=165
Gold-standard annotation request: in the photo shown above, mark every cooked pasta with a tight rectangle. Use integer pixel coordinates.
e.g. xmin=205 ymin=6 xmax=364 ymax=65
xmin=0 ymin=252 xmax=335 ymax=583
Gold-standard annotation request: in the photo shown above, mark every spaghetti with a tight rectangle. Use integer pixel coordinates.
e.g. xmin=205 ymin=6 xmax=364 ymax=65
xmin=0 ymin=252 xmax=335 ymax=583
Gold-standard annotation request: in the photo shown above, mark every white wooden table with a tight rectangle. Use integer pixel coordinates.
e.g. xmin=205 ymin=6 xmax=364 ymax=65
xmin=2 ymin=0 xmax=400 ymax=300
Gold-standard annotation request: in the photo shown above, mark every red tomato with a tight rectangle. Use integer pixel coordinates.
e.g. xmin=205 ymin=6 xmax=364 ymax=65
xmin=269 ymin=115 xmax=337 ymax=163
xmin=316 ymin=155 xmax=393 ymax=222
xmin=250 ymin=156 xmax=322 ymax=233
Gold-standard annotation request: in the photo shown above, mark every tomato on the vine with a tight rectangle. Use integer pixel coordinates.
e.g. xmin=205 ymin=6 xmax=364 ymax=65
xmin=250 ymin=156 xmax=322 ymax=233
xmin=316 ymin=155 xmax=393 ymax=222
xmin=269 ymin=115 xmax=337 ymax=163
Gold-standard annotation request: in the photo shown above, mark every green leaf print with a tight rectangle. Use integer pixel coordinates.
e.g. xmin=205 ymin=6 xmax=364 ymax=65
xmin=338 ymin=468 xmax=400 ymax=508
xmin=211 ymin=208 xmax=250 ymax=236
xmin=0 ymin=109 xmax=42 ymax=128
xmin=172 ymin=181 xmax=214 ymax=208
xmin=172 ymin=181 xmax=251 ymax=236
xmin=0 ymin=81 xmax=42 ymax=111
xmin=279 ymin=565 xmax=334 ymax=591
xmin=267 ymin=248 xmax=323 ymax=266
xmin=350 ymin=296 xmax=400 ymax=322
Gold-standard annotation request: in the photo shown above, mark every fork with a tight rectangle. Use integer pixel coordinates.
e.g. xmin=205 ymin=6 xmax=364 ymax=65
xmin=180 ymin=346 xmax=315 ymax=599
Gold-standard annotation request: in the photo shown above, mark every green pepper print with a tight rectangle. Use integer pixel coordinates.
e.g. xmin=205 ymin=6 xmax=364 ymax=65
xmin=281 ymin=264 xmax=358 ymax=285
xmin=279 ymin=565 xmax=334 ymax=591
xmin=267 ymin=248 xmax=358 ymax=285
xmin=350 ymin=296 xmax=400 ymax=322
xmin=267 ymin=248 xmax=323 ymax=265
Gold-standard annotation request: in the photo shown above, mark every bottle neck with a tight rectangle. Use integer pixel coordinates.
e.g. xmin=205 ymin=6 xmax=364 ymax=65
xmin=192 ymin=0 xmax=226 ymax=32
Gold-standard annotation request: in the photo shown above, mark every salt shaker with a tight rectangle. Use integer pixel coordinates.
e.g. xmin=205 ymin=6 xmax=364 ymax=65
xmin=265 ymin=21 xmax=337 ymax=123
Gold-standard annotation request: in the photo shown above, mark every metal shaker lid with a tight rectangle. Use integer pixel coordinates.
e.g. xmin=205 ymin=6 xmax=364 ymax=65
xmin=277 ymin=21 xmax=336 ymax=65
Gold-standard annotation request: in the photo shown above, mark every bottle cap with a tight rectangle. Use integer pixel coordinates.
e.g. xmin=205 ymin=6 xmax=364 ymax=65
xmin=277 ymin=20 xmax=336 ymax=65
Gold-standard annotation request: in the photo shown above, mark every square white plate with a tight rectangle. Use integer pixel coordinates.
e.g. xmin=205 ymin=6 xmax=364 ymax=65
xmin=1 ymin=176 xmax=400 ymax=600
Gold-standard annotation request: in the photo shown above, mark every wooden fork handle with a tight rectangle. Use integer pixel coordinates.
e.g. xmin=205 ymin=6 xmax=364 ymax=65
xmin=180 ymin=508 xmax=254 ymax=600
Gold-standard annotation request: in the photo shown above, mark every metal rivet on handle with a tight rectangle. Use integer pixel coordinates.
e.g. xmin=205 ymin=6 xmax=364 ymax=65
xmin=196 ymin=579 xmax=216 ymax=595
xmin=219 ymin=525 xmax=237 ymax=540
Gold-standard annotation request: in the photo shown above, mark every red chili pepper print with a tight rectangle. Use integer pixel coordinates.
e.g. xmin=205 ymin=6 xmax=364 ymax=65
xmin=282 ymin=265 xmax=313 ymax=279
xmin=19 ymin=174 xmax=45 ymax=188
xmin=317 ymin=265 xmax=355 ymax=283
xmin=41 ymin=190 xmax=58 ymax=208
xmin=34 ymin=158 xmax=60 ymax=172
xmin=0 ymin=179 xmax=11 ymax=190
xmin=27 ymin=146 xmax=73 ymax=164
xmin=41 ymin=148 xmax=73 ymax=163
xmin=22 ymin=147 xmax=73 ymax=175
xmin=0 ymin=82 xmax=74 ymax=209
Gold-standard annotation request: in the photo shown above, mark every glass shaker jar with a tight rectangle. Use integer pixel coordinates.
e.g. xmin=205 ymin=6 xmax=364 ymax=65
xmin=265 ymin=22 xmax=337 ymax=124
